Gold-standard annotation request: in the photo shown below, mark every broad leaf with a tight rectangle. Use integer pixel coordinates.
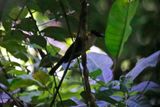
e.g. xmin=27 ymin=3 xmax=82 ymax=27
xmin=16 ymin=17 xmax=37 ymax=32
xmin=126 ymin=95 xmax=152 ymax=107
xmin=89 ymin=69 xmax=102 ymax=80
xmin=29 ymin=36 xmax=47 ymax=49
xmin=105 ymin=0 xmax=139 ymax=58
xmin=95 ymin=90 xmax=124 ymax=106
xmin=3 ymin=30 xmax=24 ymax=42
xmin=33 ymin=71 xmax=49 ymax=85
xmin=42 ymin=27 xmax=68 ymax=41
xmin=9 ymin=78 xmax=37 ymax=91
xmin=126 ymin=50 xmax=160 ymax=80
xmin=19 ymin=91 xmax=42 ymax=103
xmin=39 ymin=55 xmax=58 ymax=67
xmin=9 ymin=75 xmax=42 ymax=91
xmin=131 ymin=81 xmax=160 ymax=92
xmin=1 ymin=0 xmax=27 ymax=31
xmin=56 ymin=99 xmax=77 ymax=107
xmin=46 ymin=44 xmax=60 ymax=56
xmin=87 ymin=52 xmax=113 ymax=82
xmin=7 ymin=69 xmax=27 ymax=75
xmin=1 ymin=40 xmax=28 ymax=61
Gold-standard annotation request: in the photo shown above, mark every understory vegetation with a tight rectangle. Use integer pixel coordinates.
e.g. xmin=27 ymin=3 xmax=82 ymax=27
xmin=0 ymin=0 xmax=160 ymax=107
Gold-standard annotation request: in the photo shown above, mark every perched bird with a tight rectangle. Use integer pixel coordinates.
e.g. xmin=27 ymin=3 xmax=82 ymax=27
xmin=49 ymin=30 xmax=103 ymax=75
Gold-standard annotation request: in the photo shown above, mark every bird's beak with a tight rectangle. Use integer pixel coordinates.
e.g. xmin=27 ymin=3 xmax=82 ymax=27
xmin=91 ymin=30 xmax=104 ymax=38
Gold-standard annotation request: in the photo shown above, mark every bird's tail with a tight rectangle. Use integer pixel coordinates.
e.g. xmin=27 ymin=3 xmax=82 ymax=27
xmin=49 ymin=57 xmax=64 ymax=75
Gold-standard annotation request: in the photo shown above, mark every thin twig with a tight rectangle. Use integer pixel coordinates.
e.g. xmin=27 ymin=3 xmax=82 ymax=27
xmin=53 ymin=74 xmax=64 ymax=107
xmin=50 ymin=55 xmax=74 ymax=106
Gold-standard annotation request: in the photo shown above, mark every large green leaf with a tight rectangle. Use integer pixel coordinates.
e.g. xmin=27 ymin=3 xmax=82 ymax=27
xmin=33 ymin=71 xmax=49 ymax=85
xmin=41 ymin=27 xmax=68 ymax=41
xmin=46 ymin=44 xmax=60 ymax=56
xmin=29 ymin=35 xmax=47 ymax=49
xmin=16 ymin=17 xmax=37 ymax=33
xmin=105 ymin=0 xmax=139 ymax=58
xmin=9 ymin=75 xmax=42 ymax=91
xmin=9 ymin=78 xmax=37 ymax=91
xmin=3 ymin=30 xmax=24 ymax=42
xmin=1 ymin=40 xmax=28 ymax=61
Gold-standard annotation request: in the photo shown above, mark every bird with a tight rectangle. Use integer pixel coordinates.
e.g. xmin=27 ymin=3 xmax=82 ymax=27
xmin=49 ymin=30 xmax=103 ymax=75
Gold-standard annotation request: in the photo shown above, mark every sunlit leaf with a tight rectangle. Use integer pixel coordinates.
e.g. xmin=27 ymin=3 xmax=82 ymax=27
xmin=89 ymin=69 xmax=102 ymax=80
xmin=9 ymin=75 xmax=40 ymax=90
xmin=131 ymin=81 xmax=160 ymax=92
xmin=7 ymin=69 xmax=27 ymax=75
xmin=46 ymin=44 xmax=60 ymax=56
xmin=1 ymin=40 xmax=28 ymax=61
xmin=33 ymin=71 xmax=49 ymax=85
xmin=105 ymin=0 xmax=139 ymax=58
xmin=87 ymin=52 xmax=113 ymax=82
xmin=9 ymin=78 xmax=36 ymax=91
xmin=126 ymin=50 xmax=160 ymax=80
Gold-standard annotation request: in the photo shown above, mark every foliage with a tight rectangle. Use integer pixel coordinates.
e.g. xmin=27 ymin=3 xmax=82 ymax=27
xmin=105 ymin=0 xmax=139 ymax=58
xmin=0 ymin=0 xmax=160 ymax=107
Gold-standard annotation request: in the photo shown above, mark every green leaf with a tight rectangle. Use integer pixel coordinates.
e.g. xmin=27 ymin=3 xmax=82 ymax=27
xmin=33 ymin=71 xmax=49 ymax=85
xmin=0 ymin=72 xmax=9 ymax=86
xmin=3 ymin=30 xmax=24 ymax=42
xmin=29 ymin=36 xmax=47 ymax=49
xmin=1 ymin=40 xmax=28 ymax=61
xmin=9 ymin=78 xmax=37 ymax=91
xmin=105 ymin=0 xmax=139 ymax=58
xmin=7 ymin=69 xmax=27 ymax=76
xmin=95 ymin=90 xmax=125 ymax=106
xmin=41 ymin=27 xmax=68 ymax=41
xmin=0 ymin=60 xmax=21 ymax=69
xmin=16 ymin=17 xmax=37 ymax=32
xmin=56 ymin=99 xmax=77 ymax=107
xmin=112 ymin=91 xmax=124 ymax=97
xmin=46 ymin=44 xmax=60 ymax=56
xmin=19 ymin=91 xmax=42 ymax=103
xmin=39 ymin=55 xmax=58 ymax=67
xmin=1 ymin=0 xmax=27 ymax=31
xmin=89 ymin=69 xmax=102 ymax=80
